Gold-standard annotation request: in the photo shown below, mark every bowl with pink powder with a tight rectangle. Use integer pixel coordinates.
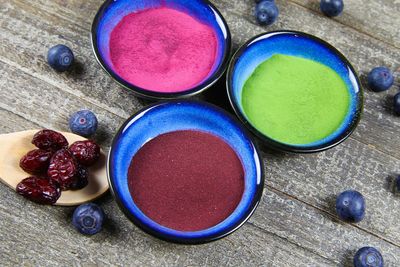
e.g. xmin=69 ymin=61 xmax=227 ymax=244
xmin=91 ymin=0 xmax=231 ymax=99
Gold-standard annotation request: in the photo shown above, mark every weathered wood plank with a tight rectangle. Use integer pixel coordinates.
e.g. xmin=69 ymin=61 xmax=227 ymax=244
xmin=288 ymin=0 xmax=400 ymax=49
xmin=0 ymin=62 xmax=123 ymax=147
xmin=1 ymin=0 xmax=400 ymax=265
xmin=0 ymin=0 xmax=143 ymax=120
xmin=3 ymin=1 xmax=400 ymax=249
xmin=251 ymin=188 xmax=400 ymax=266
xmin=0 ymin=66 xmax=339 ymax=266
xmin=0 ymin=183 xmax=336 ymax=267
xmin=2 ymin=0 xmax=400 ymax=159
xmin=0 ymin=108 xmax=41 ymax=132
xmin=1 ymin=34 xmax=400 ymax=265
xmin=262 ymin=137 xmax=400 ymax=245
xmin=2 ymin=0 xmax=400 ymax=238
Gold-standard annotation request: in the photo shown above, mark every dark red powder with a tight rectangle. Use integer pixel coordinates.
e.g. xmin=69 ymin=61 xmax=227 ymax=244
xmin=109 ymin=7 xmax=217 ymax=93
xmin=128 ymin=130 xmax=244 ymax=232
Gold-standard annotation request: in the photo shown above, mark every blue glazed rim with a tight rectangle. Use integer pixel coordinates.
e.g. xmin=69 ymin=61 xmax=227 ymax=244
xmin=107 ymin=100 xmax=264 ymax=244
xmin=91 ymin=0 xmax=232 ymax=100
xmin=226 ymin=31 xmax=363 ymax=153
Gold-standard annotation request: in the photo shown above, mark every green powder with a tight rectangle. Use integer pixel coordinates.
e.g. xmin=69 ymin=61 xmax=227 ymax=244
xmin=241 ymin=54 xmax=350 ymax=145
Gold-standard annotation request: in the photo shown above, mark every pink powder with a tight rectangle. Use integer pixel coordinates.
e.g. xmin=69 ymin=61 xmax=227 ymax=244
xmin=109 ymin=7 xmax=218 ymax=93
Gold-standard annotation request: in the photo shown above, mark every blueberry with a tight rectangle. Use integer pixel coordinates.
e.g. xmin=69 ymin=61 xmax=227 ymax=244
xmin=255 ymin=1 xmax=279 ymax=26
xmin=320 ymin=0 xmax=344 ymax=17
xmin=335 ymin=190 xmax=365 ymax=223
xmin=396 ymin=175 xmax=400 ymax=192
xmin=69 ymin=110 xmax=98 ymax=137
xmin=72 ymin=203 xmax=104 ymax=235
xmin=367 ymin=67 xmax=394 ymax=92
xmin=394 ymin=92 xmax=400 ymax=115
xmin=47 ymin=44 xmax=74 ymax=72
xmin=354 ymin=247 xmax=384 ymax=267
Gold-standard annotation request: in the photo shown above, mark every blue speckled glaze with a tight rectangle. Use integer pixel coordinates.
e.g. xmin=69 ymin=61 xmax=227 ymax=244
xmin=108 ymin=101 xmax=264 ymax=244
xmin=93 ymin=0 xmax=229 ymax=97
xmin=227 ymin=31 xmax=363 ymax=152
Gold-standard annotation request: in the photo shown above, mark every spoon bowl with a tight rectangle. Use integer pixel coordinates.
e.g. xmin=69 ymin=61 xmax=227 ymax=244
xmin=0 ymin=130 xmax=109 ymax=206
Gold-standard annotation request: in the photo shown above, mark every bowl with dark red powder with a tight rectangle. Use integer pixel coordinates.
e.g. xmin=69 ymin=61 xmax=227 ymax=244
xmin=91 ymin=0 xmax=231 ymax=99
xmin=108 ymin=101 xmax=264 ymax=244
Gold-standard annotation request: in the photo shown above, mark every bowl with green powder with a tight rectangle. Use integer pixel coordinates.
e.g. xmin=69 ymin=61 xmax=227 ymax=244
xmin=227 ymin=31 xmax=363 ymax=153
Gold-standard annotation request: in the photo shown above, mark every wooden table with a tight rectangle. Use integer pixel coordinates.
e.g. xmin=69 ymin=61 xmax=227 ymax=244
xmin=1 ymin=0 xmax=399 ymax=266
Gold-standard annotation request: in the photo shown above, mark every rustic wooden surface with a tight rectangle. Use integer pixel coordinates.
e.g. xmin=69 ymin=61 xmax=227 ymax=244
xmin=0 ymin=0 xmax=399 ymax=266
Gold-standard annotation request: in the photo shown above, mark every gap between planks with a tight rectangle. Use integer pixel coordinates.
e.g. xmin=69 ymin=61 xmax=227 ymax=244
xmin=0 ymin=56 xmax=130 ymax=121
xmin=246 ymin=221 xmax=340 ymax=265
xmin=266 ymin=185 xmax=400 ymax=249
xmin=4 ymin=0 xmax=400 ymax=160
xmin=10 ymin=0 xmax=400 ymax=54
xmin=1 ymin=52 xmax=400 ymax=249
xmin=1 ymin=2 xmax=400 ymax=250
xmin=1 ymin=53 xmax=400 ymax=164
xmin=286 ymin=0 xmax=400 ymax=51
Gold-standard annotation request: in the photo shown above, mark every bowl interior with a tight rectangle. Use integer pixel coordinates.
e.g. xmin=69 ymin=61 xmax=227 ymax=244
xmin=228 ymin=31 xmax=362 ymax=152
xmin=93 ymin=0 xmax=229 ymax=95
xmin=108 ymin=101 xmax=263 ymax=243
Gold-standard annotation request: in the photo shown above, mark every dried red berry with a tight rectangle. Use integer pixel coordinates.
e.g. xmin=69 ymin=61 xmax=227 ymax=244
xmin=70 ymin=165 xmax=89 ymax=190
xmin=69 ymin=140 xmax=100 ymax=166
xmin=48 ymin=149 xmax=78 ymax=190
xmin=19 ymin=149 xmax=53 ymax=174
xmin=32 ymin=129 xmax=68 ymax=151
xmin=16 ymin=176 xmax=61 ymax=205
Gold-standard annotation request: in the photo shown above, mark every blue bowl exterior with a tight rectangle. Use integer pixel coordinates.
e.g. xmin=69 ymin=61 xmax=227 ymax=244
xmin=91 ymin=0 xmax=231 ymax=100
xmin=227 ymin=31 xmax=363 ymax=153
xmin=108 ymin=100 xmax=264 ymax=244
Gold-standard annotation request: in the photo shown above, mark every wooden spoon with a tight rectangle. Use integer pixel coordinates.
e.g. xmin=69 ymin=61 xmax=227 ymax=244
xmin=0 ymin=130 xmax=109 ymax=206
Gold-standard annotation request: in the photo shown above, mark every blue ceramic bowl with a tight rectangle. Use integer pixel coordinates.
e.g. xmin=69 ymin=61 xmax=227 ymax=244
xmin=227 ymin=31 xmax=363 ymax=153
xmin=108 ymin=101 xmax=264 ymax=244
xmin=91 ymin=0 xmax=231 ymax=100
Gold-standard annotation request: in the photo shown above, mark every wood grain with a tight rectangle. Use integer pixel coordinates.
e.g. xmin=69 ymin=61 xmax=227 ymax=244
xmin=1 ymin=0 xmax=400 ymax=265
xmin=251 ymin=188 xmax=400 ymax=265
xmin=0 ymin=182 xmax=338 ymax=266
xmin=6 ymin=1 xmax=398 ymax=242
xmin=2 ymin=0 xmax=400 ymax=157
xmin=288 ymin=0 xmax=400 ymax=49
xmin=3 ymin=54 xmax=399 ymax=263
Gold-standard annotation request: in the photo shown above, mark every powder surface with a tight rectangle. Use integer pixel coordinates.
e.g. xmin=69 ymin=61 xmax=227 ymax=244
xmin=109 ymin=7 xmax=217 ymax=93
xmin=128 ymin=130 xmax=244 ymax=232
xmin=242 ymin=54 xmax=350 ymax=145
